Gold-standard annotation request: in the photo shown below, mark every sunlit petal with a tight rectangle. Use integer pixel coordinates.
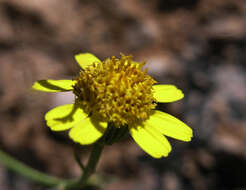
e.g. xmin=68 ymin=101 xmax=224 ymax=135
xmin=75 ymin=53 xmax=101 ymax=69
xmin=146 ymin=110 xmax=193 ymax=141
xmin=32 ymin=80 xmax=76 ymax=92
xmin=69 ymin=116 xmax=107 ymax=145
xmin=129 ymin=123 xmax=171 ymax=158
xmin=153 ymin=85 xmax=184 ymax=103
xmin=45 ymin=104 xmax=87 ymax=131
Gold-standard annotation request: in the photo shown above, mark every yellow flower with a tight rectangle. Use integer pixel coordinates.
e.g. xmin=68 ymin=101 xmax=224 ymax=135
xmin=32 ymin=53 xmax=192 ymax=158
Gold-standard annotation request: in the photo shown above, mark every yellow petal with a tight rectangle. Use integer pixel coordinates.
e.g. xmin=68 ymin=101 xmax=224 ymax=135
xmin=45 ymin=104 xmax=87 ymax=131
xmin=152 ymin=85 xmax=184 ymax=103
xmin=129 ymin=123 xmax=171 ymax=158
xmin=32 ymin=80 xmax=76 ymax=92
xmin=69 ymin=116 xmax=107 ymax=145
xmin=146 ymin=110 xmax=193 ymax=141
xmin=75 ymin=53 xmax=101 ymax=69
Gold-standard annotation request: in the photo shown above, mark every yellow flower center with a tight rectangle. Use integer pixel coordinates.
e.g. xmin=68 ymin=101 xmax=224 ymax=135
xmin=73 ymin=54 xmax=157 ymax=127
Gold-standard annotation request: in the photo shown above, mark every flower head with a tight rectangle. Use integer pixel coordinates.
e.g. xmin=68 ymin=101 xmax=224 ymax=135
xmin=32 ymin=53 xmax=192 ymax=158
xmin=73 ymin=54 xmax=156 ymax=126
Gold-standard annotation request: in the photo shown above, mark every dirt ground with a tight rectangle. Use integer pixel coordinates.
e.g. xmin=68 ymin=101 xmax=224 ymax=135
xmin=0 ymin=0 xmax=246 ymax=190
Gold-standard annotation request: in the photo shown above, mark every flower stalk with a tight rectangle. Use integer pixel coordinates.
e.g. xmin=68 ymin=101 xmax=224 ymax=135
xmin=63 ymin=140 xmax=104 ymax=189
xmin=0 ymin=141 xmax=104 ymax=190
xmin=0 ymin=149 xmax=64 ymax=187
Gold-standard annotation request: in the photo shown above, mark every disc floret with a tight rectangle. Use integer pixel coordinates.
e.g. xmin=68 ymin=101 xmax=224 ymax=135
xmin=73 ymin=54 xmax=157 ymax=127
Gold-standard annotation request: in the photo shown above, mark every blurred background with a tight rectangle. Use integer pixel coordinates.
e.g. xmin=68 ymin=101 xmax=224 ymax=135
xmin=0 ymin=0 xmax=246 ymax=190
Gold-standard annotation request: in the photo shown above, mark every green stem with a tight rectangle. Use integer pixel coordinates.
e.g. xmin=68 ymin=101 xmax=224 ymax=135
xmin=0 ymin=149 xmax=64 ymax=186
xmin=63 ymin=141 xmax=104 ymax=189
xmin=0 ymin=141 xmax=104 ymax=190
xmin=81 ymin=141 xmax=104 ymax=184
xmin=73 ymin=149 xmax=85 ymax=171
